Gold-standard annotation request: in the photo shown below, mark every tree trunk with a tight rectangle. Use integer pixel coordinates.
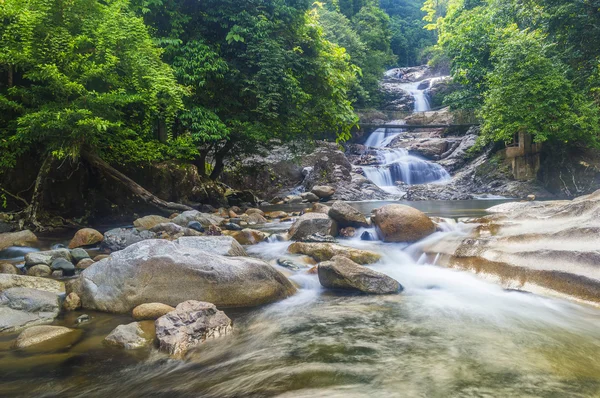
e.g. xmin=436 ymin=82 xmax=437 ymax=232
xmin=7 ymin=65 xmax=13 ymax=88
xmin=22 ymin=155 xmax=54 ymax=231
xmin=193 ymin=149 xmax=209 ymax=176
xmin=82 ymin=151 xmax=193 ymax=214
xmin=209 ymin=141 xmax=234 ymax=180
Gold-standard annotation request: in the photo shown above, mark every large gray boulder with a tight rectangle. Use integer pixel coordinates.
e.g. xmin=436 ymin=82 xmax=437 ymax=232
xmin=0 ymin=288 xmax=61 ymax=333
xmin=176 ymin=236 xmax=246 ymax=256
xmin=318 ymin=256 xmax=402 ymax=294
xmin=71 ymin=239 xmax=296 ymax=313
xmin=24 ymin=248 xmax=71 ymax=268
xmin=102 ymin=228 xmax=157 ymax=252
xmin=288 ymin=213 xmax=338 ymax=241
xmin=155 ymin=300 xmax=232 ymax=357
xmin=328 ymin=201 xmax=369 ymax=228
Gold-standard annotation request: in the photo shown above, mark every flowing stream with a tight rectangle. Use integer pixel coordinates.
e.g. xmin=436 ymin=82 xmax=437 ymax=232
xmin=1 ymin=201 xmax=600 ymax=397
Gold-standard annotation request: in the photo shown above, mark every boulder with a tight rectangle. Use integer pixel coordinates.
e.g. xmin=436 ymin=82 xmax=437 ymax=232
xmin=171 ymin=211 xmax=224 ymax=228
xmin=133 ymin=215 xmax=172 ymax=230
xmin=225 ymin=229 xmax=269 ymax=245
xmin=68 ymin=228 xmax=103 ymax=249
xmin=312 ymin=185 xmax=335 ymax=199
xmin=187 ymin=221 xmax=205 ymax=233
xmin=76 ymin=258 xmax=95 ymax=270
xmin=288 ymin=242 xmax=381 ymax=264
xmin=328 ymin=201 xmax=369 ymax=228
xmin=102 ymin=228 xmax=157 ymax=252
xmin=27 ymin=264 xmax=51 ymax=277
xmin=0 ymin=288 xmax=61 ymax=332
xmin=372 ymin=204 xmax=435 ymax=243
xmin=63 ymin=292 xmax=81 ymax=311
xmin=0 ymin=230 xmax=37 ymax=251
xmin=133 ymin=303 xmax=175 ymax=320
xmin=265 ymin=211 xmax=288 ymax=219
xmin=51 ymin=258 xmax=75 ymax=276
xmin=311 ymin=203 xmax=331 ymax=214
xmin=288 ymin=213 xmax=338 ymax=241
xmin=71 ymin=239 xmax=295 ymax=313
xmin=318 ymin=256 xmax=402 ymax=294
xmin=223 ymin=222 xmax=243 ymax=231
xmin=0 ymin=274 xmax=64 ymax=293
xmin=175 ymin=236 xmax=247 ymax=257
xmin=70 ymin=248 xmax=90 ymax=264
xmin=155 ymin=300 xmax=232 ymax=357
xmin=24 ymin=248 xmax=71 ymax=268
xmin=14 ymin=325 xmax=79 ymax=349
xmin=246 ymin=213 xmax=268 ymax=225
xmin=245 ymin=208 xmax=265 ymax=216
xmin=104 ymin=321 xmax=156 ymax=350
xmin=301 ymin=192 xmax=320 ymax=202
xmin=0 ymin=263 xmax=19 ymax=275
xmin=285 ymin=195 xmax=303 ymax=204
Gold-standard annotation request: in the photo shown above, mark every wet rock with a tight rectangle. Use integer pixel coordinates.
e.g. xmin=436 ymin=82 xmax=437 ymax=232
xmin=155 ymin=300 xmax=232 ymax=357
xmin=318 ymin=256 xmax=402 ymax=294
xmin=27 ymin=265 xmax=52 ymax=277
xmin=133 ymin=215 xmax=172 ymax=230
xmin=246 ymin=213 xmax=268 ymax=225
xmin=301 ymin=192 xmax=320 ymax=202
xmin=288 ymin=213 xmax=338 ymax=241
xmin=0 ymin=262 xmax=19 ymax=275
xmin=276 ymin=258 xmax=301 ymax=271
xmin=51 ymin=258 xmax=75 ymax=276
xmin=75 ymin=258 xmax=94 ymax=270
xmin=225 ymin=229 xmax=269 ymax=245
xmin=71 ymin=239 xmax=295 ymax=312
xmin=372 ymin=204 xmax=435 ymax=243
xmin=285 ymin=195 xmax=303 ymax=204
xmin=102 ymin=228 xmax=157 ymax=252
xmin=133 ymin=303 xmax=175 ymax=321
xmin=0 ymin=274 xmax=64 ymax=294
xmin=14 ymin=325 xmax=79 ymax=349
xmin=70 ymin=248 xmax=90 ymax=264
xmin=288 ymin=242 xmax=381 ymax=264
xmin=0 ymin=288 xmax=61 ymax=332
xmin=104 ymin=321 xmax=156 ymax=350
xmin=360 ymin=231 xmax=377 ymax=241
xmin=68 ymin=228 xmax=103 ymax=249
xmin=0 ymin=230 xmax=37 ymax=251
xmin=223 ymin=222 xmax=242 ymax=231
xmin=176 ymin=236 xmax=247 ymax=257
xmin=63 ymin=292 xmax=81 ymax=311
xmin=187 ymin=221 xmax=205 ymax=233
xmin=265 ymin=211 xmax=288 ymax=219
xmin=339 ymin=227 xmax=357 ymax=238
xmin=311 ymin=203 xmax=331 ymax=214
xmin=25 ymin=249 xmax=72 ymax=268
xmin=76 ymin=314 xmax=90 ymax=324
xmin=311 ymin=185 xmax=335 ymax=199
xmin=300 ymin=233 xmax=337 ymax=243
xmin=172 ymin=210 xmax=224 ymax=228
xmin=246 ymin=208 xmax=265 ymax=216
xmin=328 ymin=201 xmax=369 ymax=228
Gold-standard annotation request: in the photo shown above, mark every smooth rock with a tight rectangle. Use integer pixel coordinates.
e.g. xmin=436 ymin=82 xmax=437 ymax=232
xmin=360 ymin=231 xmax=377 ymax=241
xmin=311 ymin=185 xmax=335 ymax=199
xmin=225 ymin=229 xmax=269 ymax=245
xmin=318 ymin=256 xmax=402 ymax=294
xmin=171 ymin=211 xmax=224 ymax=228
xmin=27 ymin=264 xmax=52 ymax=277
xmin=288 ymin=213 xmax=338 ymax=241
xmin=93 ymin=255 xmax=110 ymax=262
xmin=0 ymin=262 xmax=19 ymax=275
xmin=223 ymin=222 xmax=242 ymax=231
xmin=301 ymin=192 xmax=320 ymax=202
xmin=102 ymin=228 xmax=156 ymax=252
xmin=285 ymin=195 xmax=303 ymax=204
xmin=70 ymin=248 xmax=90 ymax=264
xmin=14 ymin=325 xmax=79 ymax=349
xmin=104 ymin=321 xmax=155 ymax=350
xmin=311 ymin=203 xmax=331 ymax=214
xmin=288 ymin=242 xmax=380 ymax=264
xmin=246 ymin=213 xmax=268 ymax=225
xmin=300 ymin=233 xmax=337 ymax=243
xmin=25 ymin=249 xmax=71 ymax=268
xmin=132 ymin=303 xmax=175 ymax=320
xmin=265 ymin=211 xmax=288 ymax=219
xmin=245 ymin=208 xmax=265 ymax=216
xmin=329 ymin=201 xmax=369 ymax=228
xmin=155 ymin=300 xmax=232 ymax=357
xmin=63 ymin=292 xmax=81 ymax=311
xmin=51 ymin=258 xmax=75 ymax=276
xmin=133 ymin=215 xmax=172 ymax=230
xmin=176 ymin=236 xmax=247 ymax=256
xmin=0 ymin=274 xmax=64 ymax=293
xmin=68 ymin=228 xmax=103 ymax=249
xmin=150 ymin=222 xmax=203 ymax=238
xmin=76 ymin=258 xmax=95 ymax=270
xmin=0 ymin=288 xmax=61 ymax=332
xmin=372 ymin=204 xmax=435 ymax=243
xmin=187 ymin=221 xmax=205 ymax=233
xmin=0 ymin=230 xmax=37 ymax=251
xmin=71 ymin=239 xmax=295 ymax=312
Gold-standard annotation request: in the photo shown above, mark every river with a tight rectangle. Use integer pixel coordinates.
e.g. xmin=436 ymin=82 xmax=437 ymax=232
xmin=1 ymin=200 xmax=599 ymax=397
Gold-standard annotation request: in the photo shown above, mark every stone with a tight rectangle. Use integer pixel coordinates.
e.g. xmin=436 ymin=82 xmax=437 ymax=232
xmin=265 ymin=211 xmax=288 ymax=219
xmin=246 ymin=213 xmax=268 ymax=225
xmin=68 ymin=228 xmax=103 ymax=249
xmin=311 ymin=185 xmax=335 ymax=199
xmin=150 ymin=222 xmax=203 ymax=238
xmin=24 ymin=248 xmax=71 ymax=268
xmin=102 ymin=228 xmax=157 ymax=252
xmin=318 ymin=256 xmax=402 ymax=294
xmin=301 ymin=192 xmax=320 ymax=202
xmin=300 ymin=233 xmax=337 ymax=243
xmin=187 ymin=221 xmax=205 ymax=233
xmin=339 ymin=227 xmax=357 ymax=238
xmin=0 ymin=288 xmax=61 ymax=332
xmin=76 ymin=314 xmax=90 ymax=324
xmin=527 ymin=194 xmax=536 ymax=201
xmin=63 ymin=292 xmax=81 ymax=311
xmin=71 ymin=239 xmax=295 ymax=313
xmin=223 ymin=222 xmax=242 ymax=231
xmin=93 ymin=255 xmax=110 ymax=262
xmin=288 ymin=213 xmax=338 ymax=241
xmin=226 ymin=229 xmax=269 ymax=245
xmin=328 ymin=201 xmax=369 ymax=228
xmin=51 ymin=258 xmax=75 ymax=276
xmin=175 ymin=236 xmax=247 ymax=257
xmin=155 ymin=300 xmax=232 ymax=357
xmin=133 ymin=215 xmax=172 ymax=230
xmin=104 ymin=321 xmax=156 ymax=350
xmin=27 ymin=264 xmax=52 ymax=277
xmin=360 ymin=231 xmax=377 ymax=241
xmin=372 ymin=204 xmax=436 ymax=243
xmin=70 ymin=248 xmax=90 ymax=264
xmin=171 ymin=211 xmax=224 ymax=229
xmin=311 ymin=203 xmax=331 ymax=214
xmin=0 ymin=230 xmax=37 ymax=251
xmin=276 ymin=258 xmax=301 ymax=271
xmin=228 ymin=210 xmax=238 ymax=218
xmin=14 ymin=326 xmax=79 ymax=349
xmin=51 ymin=271 xmax=63 ymax=278
xmin=245 ymin=208 xmax=265 ymax=216
xmin=76 ymin=258 xmax=95 ymax=270
xmin=285 ymin=195 xmax=303 ymax=204
xmin=288 ymin=242 xmax=381 ymax=264
xmin=230 ymin=206 xmax=242 ymax=214
xmin=132 ymin=303 xmax=175 ymax=320
xmin=0 ymin=274 xmax=64 ymax=293
xmin=0 ymin=262 xmax=19 ymax=275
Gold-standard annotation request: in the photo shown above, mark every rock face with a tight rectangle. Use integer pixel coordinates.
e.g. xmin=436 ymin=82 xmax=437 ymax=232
xmin=133 ymin=303 xmax=175 ymax=320
xmin=328 ymin=201 xmax=369 ymax=228
xmin=0 ymin=230 xmax=37 ymax=251
xmin=318 ymin=256 xmax=402 ymax=294
xmin=71 ymin=239 xmax=296 ymax=313
xmin=288 ymin=213 xmax=338 ymax=241
xmin=372 ymin=204 xmax=435 ymax=243
xmin=0 ymin=274 xmax=64 ymax=293
xmin=155 ymin=300 xmax=232 ymax=357
xmin=288 ymin=242 xmax=381 ymax=264
xmin=14 ymin=325 xmax=79 ymax=349
xmin=68 ymin=228 xmax=103 ymax=249
xmin=102 ymin=228 xmax=157 ymax=252
xmin=104 ymin=321 xmax=156 ymax=349
xmin=0 ymin=288 xmax=61 ymax=332
xmin=175 ymin=236 xmax=247 ymax=256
